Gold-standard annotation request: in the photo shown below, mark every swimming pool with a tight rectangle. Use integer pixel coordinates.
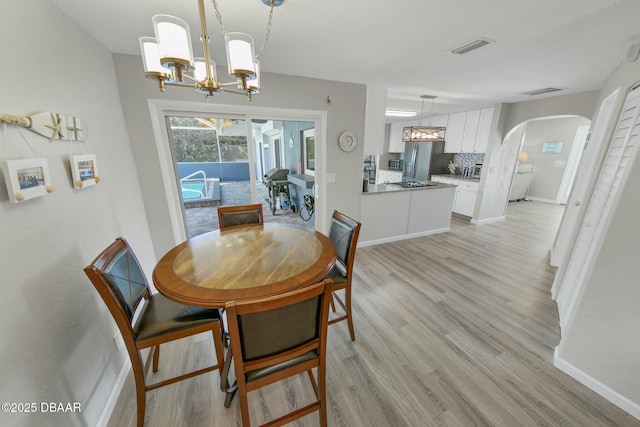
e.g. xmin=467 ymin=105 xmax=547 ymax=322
xmin=181 ymin=181 xmax=206 ymax=200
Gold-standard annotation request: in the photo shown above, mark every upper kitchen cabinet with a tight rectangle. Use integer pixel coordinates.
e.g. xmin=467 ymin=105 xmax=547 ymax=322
xmin=363 ymin=85 xmax=387 ymax=155
xmin=388 ymin=118 xmax=420 ymax=153
xmin=461 ymin=109 xmax=481 ymax=152
xmin=444 ymin=112 xmax=466 ymax=153
xmin=444 ymin=107 xmax=494 ymax=153
xmin=388 ymin=121 xmax=405 ymax=153
xmin=422 ymin=114 xmax=449 ymax=128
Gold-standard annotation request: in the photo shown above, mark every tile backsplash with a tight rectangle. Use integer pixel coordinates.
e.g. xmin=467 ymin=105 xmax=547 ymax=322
xmin=453 ymin=153 xmax=484 ymax=169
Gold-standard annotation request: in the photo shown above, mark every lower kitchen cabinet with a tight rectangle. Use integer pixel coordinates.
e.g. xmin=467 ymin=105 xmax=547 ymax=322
xmin=455 ymin=187 xmax=477 ymax=217
xmin=431 ymin=175 xmax=479 ymax=217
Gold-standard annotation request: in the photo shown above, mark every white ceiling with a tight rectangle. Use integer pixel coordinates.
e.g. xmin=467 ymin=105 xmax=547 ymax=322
xmin=52 ymin=0 xmax=640 ymax=120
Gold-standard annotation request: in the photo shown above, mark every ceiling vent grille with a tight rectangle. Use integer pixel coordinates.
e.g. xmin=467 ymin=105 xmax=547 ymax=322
xmin=522 ymin=87 xmax=564 ymax=96
xmin=450 ymin=38 xmax=494 ymax=55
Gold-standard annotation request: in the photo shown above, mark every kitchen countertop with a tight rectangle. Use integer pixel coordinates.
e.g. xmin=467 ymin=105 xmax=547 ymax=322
xmin=288 ymin=173 xmax=314 ymax=189
xmin=363 ymin=181 xmax=455 ymax=195
xmin=431 ymin=174 xmax=480 ymax=183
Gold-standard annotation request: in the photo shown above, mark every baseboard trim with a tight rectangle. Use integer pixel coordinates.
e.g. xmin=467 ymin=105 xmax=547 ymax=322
xmin=554 ymin=347 xmax=640 ymax=421
xmin=471 ymin=216 xmax=506 ymax=225
xmin=96 ymin=362 xmax=130 ymax=427
xmin=527 ymin=196 xmax=560 ymax=204
xmin=359 ymin=227 xmax=450 ymax=247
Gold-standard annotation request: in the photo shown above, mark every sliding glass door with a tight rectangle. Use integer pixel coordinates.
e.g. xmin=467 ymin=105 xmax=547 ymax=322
xmin=165 ymin=113 xmax=316 ymax=238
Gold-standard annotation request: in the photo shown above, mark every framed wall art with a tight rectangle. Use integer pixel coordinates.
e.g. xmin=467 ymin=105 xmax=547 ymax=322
xmin=70 ymin=154 xmax=100 ymax=189
xmin=1 ymin=158 xmax=54 ymax=203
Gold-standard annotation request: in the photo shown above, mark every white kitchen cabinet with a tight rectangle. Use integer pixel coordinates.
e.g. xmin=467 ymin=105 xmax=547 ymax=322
xmin=444 ymin=112 xmax=466 ymax=153
xmin=363 ymin=85 xmax=387 ymax=155
xmin=461 ymin=109 xmax=480 ymax=153
xmin=430 ymin=176 xmax=479 ymax=217
xmin=455 ymin=187 xmax=477 ymax=216
xmin=388 ymin=118 xmax=423 ymax=153
xmin=443 ymin=108 xmax=494 ymax=153
xmin=388 ymin=122 xmax=404 ymax=153
xmin=377 ymin=169 xmax=402 ymax=183
xmin=454 ymin=181 xmax=479 ymax=217
xmin=422 ymin=114 xmax=449 ymax=128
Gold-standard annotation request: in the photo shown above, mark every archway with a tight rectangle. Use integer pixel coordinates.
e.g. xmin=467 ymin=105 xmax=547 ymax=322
xmin=504 ymin=115 xmax=591 ymax=206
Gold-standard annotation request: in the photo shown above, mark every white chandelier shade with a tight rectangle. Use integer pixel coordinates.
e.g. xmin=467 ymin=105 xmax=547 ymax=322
xmin=139 ymin=37 xmax=172 ymax=79
xmin=152 ymin=15 xmax=194 ymax=70
xmin=247 ymin=60 xmax=260 ymax=93
xmin=225 ymin=33 xmax=256 ymax=78
xmin=194 ymin=58 xmax=217 ymax=81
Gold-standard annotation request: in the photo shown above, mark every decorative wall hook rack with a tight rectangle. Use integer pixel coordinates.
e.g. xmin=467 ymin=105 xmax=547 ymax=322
xmin=0 ymin=112 xmax=87 ymax=141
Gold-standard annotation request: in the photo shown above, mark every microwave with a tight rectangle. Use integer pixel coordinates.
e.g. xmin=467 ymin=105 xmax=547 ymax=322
xmin=388 ymin=159 xmax=403 ymax=170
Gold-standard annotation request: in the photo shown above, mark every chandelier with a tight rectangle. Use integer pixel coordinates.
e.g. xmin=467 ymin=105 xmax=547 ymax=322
xmin=401 ymin=95 xmax=446 ymax=142
xmin=139 ymin=0 xmax=283 ymax=101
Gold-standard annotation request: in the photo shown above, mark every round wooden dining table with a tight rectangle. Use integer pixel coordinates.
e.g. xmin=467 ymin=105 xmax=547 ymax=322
xmin=152 ymin=223 xmax=337 ymax=308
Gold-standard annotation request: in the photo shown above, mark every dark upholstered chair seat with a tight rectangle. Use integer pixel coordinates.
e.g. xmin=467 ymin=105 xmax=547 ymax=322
xmin=324 ymin=264 xmax=347 ymax=286
xmin=134 ymin=294 xmax=222 ymax=342
xmin=245 ymin=350 xmax=318 ymax=383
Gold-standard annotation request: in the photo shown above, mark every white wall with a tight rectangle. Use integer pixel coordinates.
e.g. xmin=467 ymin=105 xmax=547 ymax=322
xmin=556 ymin=57 xmax=640 ymax=417
xmin=112 ymin=53 xmax=367 ymax=258
xmin=521 ymin=116 xmax=590 ymax=201
xmin=0 ymin=1 xmax=154 ymax=426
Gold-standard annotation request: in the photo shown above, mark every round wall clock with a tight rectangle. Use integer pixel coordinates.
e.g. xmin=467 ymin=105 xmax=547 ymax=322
xmin=339 ymin=131 xmax=357 ymax=152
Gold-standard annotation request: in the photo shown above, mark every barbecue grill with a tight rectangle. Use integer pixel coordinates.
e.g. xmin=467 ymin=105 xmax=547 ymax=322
xmin=262 ymin=168 xmax=291 ymax=214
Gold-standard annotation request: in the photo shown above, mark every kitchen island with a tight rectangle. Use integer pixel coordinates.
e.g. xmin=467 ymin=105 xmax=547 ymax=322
xmin=360 ymin=181 xmax=456 ymax=246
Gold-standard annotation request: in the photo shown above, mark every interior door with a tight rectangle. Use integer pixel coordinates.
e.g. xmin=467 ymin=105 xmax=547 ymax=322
xmin=555 ymin=85 xmax=640 ymax=328
xmin=556 ymin=125 xmax=589 ymax=204
xmin=550 ymin=90 xmax=621 ymax=268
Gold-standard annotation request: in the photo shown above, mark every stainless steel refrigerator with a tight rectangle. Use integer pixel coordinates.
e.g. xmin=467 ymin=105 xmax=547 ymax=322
xmin=402 ymin=141 xmax=454 ymax=181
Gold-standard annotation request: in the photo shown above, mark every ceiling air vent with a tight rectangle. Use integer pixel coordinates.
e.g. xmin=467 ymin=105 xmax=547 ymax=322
xmin=450 ymin=37 xmax=494 ymax=55
xmin=522 ymin=87 xmax=564 ymax=96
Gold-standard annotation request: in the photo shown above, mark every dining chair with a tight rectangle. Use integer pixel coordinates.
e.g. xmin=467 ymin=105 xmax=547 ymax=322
xmin=84 ymin=237 xmax=226 ymax=427
xmin=224 ymin=279 xmax=333 ymax=427
xmin=325 ymin=210 xmax=361 ymax=341
xmin=217 ymin=203 xmax=264 ymax=230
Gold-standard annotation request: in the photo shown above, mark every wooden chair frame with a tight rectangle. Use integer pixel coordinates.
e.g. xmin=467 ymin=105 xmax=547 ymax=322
xmin=327 ymin=210 xmax=361 ymax=341
xmin=84 ymin=237 xmax=225 ymax=427
xmin=225 ymin=279 xmax=333 ymax=427
xmin=217 ymin=203 xmax=264 ymax=230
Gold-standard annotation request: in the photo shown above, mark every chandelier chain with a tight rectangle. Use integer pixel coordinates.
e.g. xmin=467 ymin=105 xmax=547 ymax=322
xmin=257 ymin=1 xmax=275 ymax=59
xmin=209 ymin=0 xmax=274 ymax=59
xmin=210 ymin=0 xmax=226 ymax=34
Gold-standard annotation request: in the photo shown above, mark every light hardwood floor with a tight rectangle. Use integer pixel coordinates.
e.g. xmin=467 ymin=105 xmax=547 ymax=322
xmin=107 ymin=201 xmax=640 ymax=427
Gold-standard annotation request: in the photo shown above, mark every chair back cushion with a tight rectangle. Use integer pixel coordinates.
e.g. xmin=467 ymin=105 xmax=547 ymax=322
xmin=100 ymin=243 xmax=148 ymax=321
xmin=329 ymin=216 xmax=355 ymax=269
xmin=217 ymin=204 xmax=264 ymax=230
xmin=237 ymin=295 xmax=321 ymax=361
xmin=219 ymin=210 xmax=261 ymax=229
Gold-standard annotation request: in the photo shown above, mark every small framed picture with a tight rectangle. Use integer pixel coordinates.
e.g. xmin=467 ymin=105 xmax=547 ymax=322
xmin=70 ymin=154 xmax=100 ymax=189
xmin=1 ymin=158 xmax=54 ymax=203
